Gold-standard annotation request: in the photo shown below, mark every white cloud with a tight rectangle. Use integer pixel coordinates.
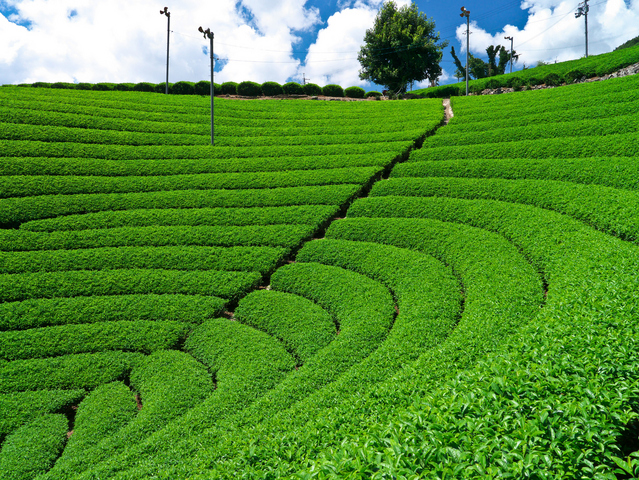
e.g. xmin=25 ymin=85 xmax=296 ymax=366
xmin=298 ymin=0 xmax=412 ymax=88
xmin=0 ymin=0 xmax=320 ymax=85
xmin=455 ymin=0 xmax=639 ymax=69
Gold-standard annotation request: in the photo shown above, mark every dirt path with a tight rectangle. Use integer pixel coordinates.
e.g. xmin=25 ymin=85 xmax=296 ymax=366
xmin=443 ymin=98 xmax=454 ymax=125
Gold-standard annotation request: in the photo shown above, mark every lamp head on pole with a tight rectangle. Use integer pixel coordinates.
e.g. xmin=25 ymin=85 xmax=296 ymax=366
xmin=198 ymin=26 xmax=212 ymax=39
xmin=460 ymin=6 xmax=470 ymax=18
xmin=160 ymin=6 xmax=170 ymax=17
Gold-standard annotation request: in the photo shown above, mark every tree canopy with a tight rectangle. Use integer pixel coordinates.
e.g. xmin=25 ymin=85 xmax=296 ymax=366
xmin=358 ymin=1 xmax=448 ymax=93
xmin=451 ymin=45 xmax=518 ymax=80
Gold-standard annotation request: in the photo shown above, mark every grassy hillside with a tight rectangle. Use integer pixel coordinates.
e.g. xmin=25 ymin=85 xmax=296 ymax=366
xmin=0 ymin=71 xmax=638 ymax=479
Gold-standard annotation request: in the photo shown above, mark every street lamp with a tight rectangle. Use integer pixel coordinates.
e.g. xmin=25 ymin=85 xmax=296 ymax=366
xmin=460 ymin=7 xmax=470 ymax=96
xmin=199 ymin=26 xmax=215 ymax=145
xmin=504 ymin=36 xmax=514 ymax=74
xmin=159 ymin=7 xmax=170 ymax=94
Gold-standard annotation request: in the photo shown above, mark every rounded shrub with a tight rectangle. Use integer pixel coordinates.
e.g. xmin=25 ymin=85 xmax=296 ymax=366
xmin=133 ymin=82 xmax=156 ymax=92
xmin=76 ymin=83 xmax=93 ymax=90
xmin=51 ymin=82 xmax=76 ymax=89
xmin=114 ymin=83 xmax=135 ymax=91
xmin=194 ymin=80 xmax=210 ymax=95
xmin=345 ymin=86 xmax=365 ymax=99
xmin=543 ymin=73 xmax=563 ymax=86
xmin=32 ymin=82 xmax=51 ymax=88
xmin=303 ymin=83 xmax=322 ymax=96
xmin=322 ymin=84 xmax=344 ymax=97
xmin=172 ymin=81 xmax=196 ymax=95
xmin=283 ymin=82 xmax=305 ymax=95
xmin=527 ymin=76 xmax=543 ymax=87
xmin=366 ymin=90 xmax=382 ymax=98
xmin=154 ymin=82 xmax=174 ymax=94
xmin=237 ymin=81 xmax=262 ymax=97
xmin=220 ymin=82 xmax=238 ymax=95
xmin=262 ymin=81 xmax=284 ymax=96
xmin=469 ymin=83 xmax=484 ymax=94
xmin=508 ymin=77 xmax=524 ymax=91
xmin=92 ymin=83 xmax=116 ymax=91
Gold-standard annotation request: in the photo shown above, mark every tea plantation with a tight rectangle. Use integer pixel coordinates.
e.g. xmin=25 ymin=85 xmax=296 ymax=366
xmin=0 ymin=70 xmax=638 ymax=479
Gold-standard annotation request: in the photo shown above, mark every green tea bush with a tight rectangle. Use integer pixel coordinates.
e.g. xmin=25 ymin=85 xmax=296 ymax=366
xmin=114 ymin=83 xmax=135 ymax=91
xmin=0 ymin=414 xmax=68 ymax=480
xmin=220 ymin=81 xmax=238 ymax=95
xmin=322 ymin=84 xmax=344 ymax=97
xmin=303 ymin=83 xmax=322 ymax=96
xmin=282 ymin=82 xmax=305 ymax=95
xmin=193 ymin=80 xmax=210 ymax=95
xmin=0 ymin=351 xmax=144 ymax=394
xmin=544 ymin=72 xmax=563 ymax=86
xmin=565 ymin=68 xmax=585 ymax=83
xmin=237 ymin=81 xmax=262 ymax=97
xmin=0 ymin=294 xmax=225 ymax=331
xmin=92 ymin=83 xmax=116 ymax=91
xmin=235 ymin=290 xmax=336 ymax=363
xmin=261 ymin=81 xmax=283 ymax=96
xmin=75 ymin=83 xmax=93 ymax=90
xmin=153 ymin=82 xmax=173 ymax=94
xmin=171 ymin=81 xmax=196 ymax=95
xmin=133 ymin=82 xmax=156 ymax=92
xmin=51 ymin=82 xmax=76 ymax=89
xmin=366 ymin=90 xmax=382 ymax=98
xmin=345 ymin=86 xmax=365 ymax=98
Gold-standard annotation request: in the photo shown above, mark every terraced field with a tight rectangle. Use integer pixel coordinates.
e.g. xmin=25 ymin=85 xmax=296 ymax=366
xmin=0 ymin=73 xmax=638 ymax=479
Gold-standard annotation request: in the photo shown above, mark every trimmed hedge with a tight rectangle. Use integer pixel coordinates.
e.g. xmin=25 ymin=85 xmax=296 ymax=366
xmin=171 ymin=81 xmax=196 ymax=95
xmin=220 ymin=81 xmax=238 ymax=95
xmin=0 ymin=225 xmax=315 ymax=252
xmin=0 ymin=269 xmax=261 ymax=302
xmin=61 ymin=382 xmax=137 ymax=458
xmin=261 ymin=81 xmax=283 ymax=96
xmin=0 ymin=245 xmax=286 ymax=275
xmin=0 ymin=414 xmax=68 ymax=480
xmin=322 ymin=84 xmax=344 ymax=97
xmin=344 ymin=86 xmax=365 ymax=99
xmin=366 ymin=90 xmax=382 ymax=98
xmin=20 ymin=205 xmax=337 ymax=232
xmin=133 ymin=82 xmax=156 ymax=92
xmin=235 ymin=290 xmax=336 ymax=363
xmin=0 ymin=294 xmax=226 ymax=331
xmin=0 ymin=321 xmax=191 ymax=361
xmin=303 ymin=83 xmax=322 ymax=96
xmin=0 ymin=184 xmax=361 ymax=224
xmin=0 ymin=389 xmax=85 ymax=439
xmin=0 ymin=351 xmax=144 ymax=394
xmin=282 ymin=82 xmax=305 ymax=95
xmin=237 ymin=81 xmax=262 ymax=97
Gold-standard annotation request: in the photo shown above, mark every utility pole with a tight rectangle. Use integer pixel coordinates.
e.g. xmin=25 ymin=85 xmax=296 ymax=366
xmin=504 ymin=36 xmax=514 ymax=74
xmin=460 ymin=7 xmax=470 ymax=96
xmin=160 ymin=7 xmax=170 ymax=94
xmin=302 ymin=73 xmax=310 ymax=85
xmin=198 ymin=26 xmax=215 ymax=145
xmin=575 ymin=0 xmax=589 ymax=58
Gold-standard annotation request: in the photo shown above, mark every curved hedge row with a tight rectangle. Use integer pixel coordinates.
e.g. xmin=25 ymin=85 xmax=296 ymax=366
xmin=0 ymin=294 xmax=225 ymax=332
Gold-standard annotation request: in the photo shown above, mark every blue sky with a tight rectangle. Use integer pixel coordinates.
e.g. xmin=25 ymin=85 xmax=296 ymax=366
xmin=1 ymin=0 xmax=638 ymax=88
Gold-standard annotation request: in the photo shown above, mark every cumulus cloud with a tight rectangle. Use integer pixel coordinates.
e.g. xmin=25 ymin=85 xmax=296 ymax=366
xmin=297 ymin=0 xmax=411 ymax=87
xmin=455 ymin=0 xmax=639 ymax=69
xmin=0 ymin=0 xmax=320 ymax=85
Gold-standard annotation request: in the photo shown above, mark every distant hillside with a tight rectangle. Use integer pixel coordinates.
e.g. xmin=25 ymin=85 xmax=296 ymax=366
xmin=615 ymin=35 xmax=639 ymax=51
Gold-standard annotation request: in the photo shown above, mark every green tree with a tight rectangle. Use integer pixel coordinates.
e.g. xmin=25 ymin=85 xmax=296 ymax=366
xmin=358 ymin=1 xmax=448 ymax=94
xmin=451 ymin=44 xmax=517 ymax=79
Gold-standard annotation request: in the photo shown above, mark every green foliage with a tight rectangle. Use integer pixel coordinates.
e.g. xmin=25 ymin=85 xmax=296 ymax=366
xmin=544 ymin=72 xmax=563 ymax=86
xmin=0 ymin=294 xmax=225 ymax=331
xmin=237 ymin=81 xmax=262 ymax=97
xmin=358 ymin=1 xmax=447 ymax=92
xmin=344 ymin=86 xmax=365 ymax=98
xmin=133 ymin=82 xmax=156 ymax=92
xmin=92 ymin=83 xmax=116 ymax=91
xmin=615 ymin=34 xmax=639 ymax=50
xmin=365 ymin=90 xmax=382 ymax=97
xmin=51 ymin=82 xmax=76 ymax=89
xmin=0 ymin=414 xmax=68 ymax=480
xmin=193 ymin=80 xmax=210 ymax=95
xmin=235 ymin=290 xmax=336 ymax=363
xmin=0 ymin=351 xmax=143 ymax=394
xmin=282 ymin=82 xmax=305 ymax=95
xmin=220 ymin=81 xmax=238 ymax=95
xmin=321 ymin=84 xmax=344 ymax=97
xmin=171 ymin=81 xmax=196 ymax=95
xmin=261 ymin=81 xmax=283 ymax=96
xmin=0 ymin=321 xmax=191 ymax=361
xmin=114 ymin=83 xmax=135 ymax=91
xmin=0 ymin=390 xmax=85 ymax=438
xmin=303 ymin=83 xmax=322 ymax=96
xmin=76 ymin=83 xmax=93 ymax=90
